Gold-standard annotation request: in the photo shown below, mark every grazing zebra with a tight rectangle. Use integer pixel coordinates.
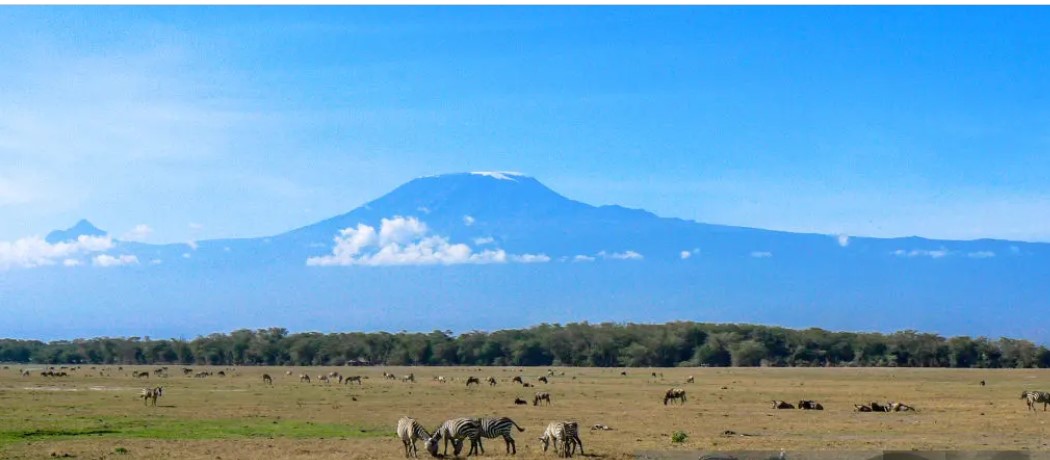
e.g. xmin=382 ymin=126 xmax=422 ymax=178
xmin=466 ymin=376 xmax=481 ymax=387
xmin=345 ymin=375 xmax=362 ymax=385
xmin=686 ymin=375 xmax=695 ymax=384
xmin=798 ymin=400 xmax=823 ymax=410
xmin=396 ymin=416 xmax=432 ymax=458
xmin=772 ymin=400 xmax=794 ymax=409
xmin=402 ymin=373 xmax=415 ymax=383
xmin=538 ymin=376 xmax=549 ymax=384
xmin=487 ymin=376 xmax=497 ymax=386
xmin=476 ymin=416 xmax=526 ymax=454
xmin=427 ymin=418 xmax=481 ymax=457
xmin=538 ymin=421 xmax=572 ymax=457
xmin=534 ymin=391 xmax=552 ymax=406
xmin=299 ymin=374 xmax=311 ymax=383
xmin=1022 ymin=390 xmax=1050 ymax=411
xmin=664 ymin=388 xmax=687 ymax=405
xmin=262 ymin=374 xmax=273 ymax=385
xmin=141 ymin=386 xmax=163 ymax=406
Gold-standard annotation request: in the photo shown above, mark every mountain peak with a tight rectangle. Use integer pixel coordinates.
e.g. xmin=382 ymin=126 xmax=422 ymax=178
xmin=45 ymin=219 xmax=107 ymax=244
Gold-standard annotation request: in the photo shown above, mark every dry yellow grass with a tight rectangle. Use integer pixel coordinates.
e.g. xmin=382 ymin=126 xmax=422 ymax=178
xmin=2 ymin=365 xmax=1050 ymax=459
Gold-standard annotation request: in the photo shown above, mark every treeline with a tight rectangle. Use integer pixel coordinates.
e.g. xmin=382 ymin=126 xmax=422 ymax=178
xmin=3 ymin=322 xmax=1049 ymax=368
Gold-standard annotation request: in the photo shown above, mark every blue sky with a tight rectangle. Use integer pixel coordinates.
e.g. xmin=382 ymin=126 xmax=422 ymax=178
xmin=2 ymin=7 xmax=1049 ymax=244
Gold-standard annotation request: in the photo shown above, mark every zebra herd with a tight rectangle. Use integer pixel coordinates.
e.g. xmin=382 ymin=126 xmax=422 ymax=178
xmin=397 ymin=416 xmax=581 ymax=458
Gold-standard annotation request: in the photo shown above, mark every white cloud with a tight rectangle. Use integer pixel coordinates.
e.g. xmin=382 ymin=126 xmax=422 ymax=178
xmin=463 ymin=215 xmax=476 ymax=226
xmin=62 ymin=259 xmax=81 ymax=267
xmin=0 ymin=235 xmax=114 ymax=270
xmin=307 ymin=216 xmax=548 ymax=267
xmin=572 ymin=255 xmax=596 ymax=263
xmin=121 ymin=224 xmax=153 ymax=242
xmin=680 ymin=248 xmax=700 ymax=259
xmin=837 ymin=234 xmax=850 ymax=247
xmin=92 ymin=254 xmax=139 ymax=267
xmin=750 ymin=251 xmax=773 ymax=258
xmin=598 ymin=250 xmax=644 ymax=261
xmin=186 ymin=240 xmax=198 ymax=250
xmin=892 ymin=249 xmax=950 ymax=258
xmin=470 ymin=171 xmax=524 ymax=181
xmin=474 ymin=237 xmax=495 ymax=245
xmin=967 ymin=251 xmax=996 ymax=259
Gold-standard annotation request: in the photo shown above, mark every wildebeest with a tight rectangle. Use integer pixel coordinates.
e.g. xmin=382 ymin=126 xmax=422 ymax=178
xmin=798 ymin=400 xmax=823 ymax=410
xmin=523 ymin=382 xmax=533 ymax=388
xmin=512 ymin=376 xmax=523 ymax=384
xmin=487 ymin=376 xmax=497 ymax=386
xmin=980 ymin=380 xmax=986 ymax=386
xmin=620 ymin=371 xmax=627 ymax=376
xmin=141 ymin=386 xmax=163 ymax=406
xmin=889 ymin=401 xmax=915 ymax=412
xmin=299 ymin=374 xmax=311 ymax=383
xmin=869 ymin=402 xmax=889 ymax=412
xmin=854 ymin=404 xmax=873 ymax=412
xmin=538 ymin=376 xmax=549 ymax=384
xmin=345 ymin=375 xmax=363 ymax=385
xmin=396 ymin=416 xmax=432 ymax=458
xmin=134 ymin=371 xmax=149 ymax=379
xmin=514 ymin=397 xmax=528 ymax=405
xmin=664 ymin=388 xmax=687 ymax=405
xmin=534 ymin=391 xmax=552 ymax=406
xmin=1022 ymin=390 xmax=1050 ymax=411
xmin=685 ymin=375 xmax=695 ymax=384
xmin=262 ymin=374 xmax=273 ymax=385
xmin=466 ymin=376 xmax=481 ymax=387
xmin=772 ymin=400 xmax=794 ymax=409
xmin=318 ymin=375 xmax=330 ymax=384
xmin=285 ymin=370 xmax=293 ymax=376
xmin=402 ymin=373 xmax=415 ymax=383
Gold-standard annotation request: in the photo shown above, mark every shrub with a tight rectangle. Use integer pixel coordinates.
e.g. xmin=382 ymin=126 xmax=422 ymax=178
xmin=671 ymin=430 xmax=688 ymax=443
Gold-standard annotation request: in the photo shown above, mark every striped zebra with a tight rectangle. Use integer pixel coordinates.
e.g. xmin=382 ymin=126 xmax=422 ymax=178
xmin=427 ymin=417 xmax=481 ymax=457
xmin=538 ymin=421 xmax=573 ymax=457
xmin=1022 ymin=390 xmax=1050 ymax=412
xmin=561 ymin=421 xmax=583 ymax=456
xmin=140 ymin=386 xmax=163 ymax=406
xmin=396 ymin=416 xmax=432 ymax=458
xmin=477 ymin=416 xmax=526 ymax=454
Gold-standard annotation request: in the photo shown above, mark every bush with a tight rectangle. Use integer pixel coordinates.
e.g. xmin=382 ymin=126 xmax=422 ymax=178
xmin=671 ymin=430 xmax=688 ymax=443
xmin=114 ymin=447 xmax=129 ymax=455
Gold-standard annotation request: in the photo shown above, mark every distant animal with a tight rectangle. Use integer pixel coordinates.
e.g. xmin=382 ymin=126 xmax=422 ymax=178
xmin=651 ymin=372 xmax=657 ymax=377
xmin=427 ymin=418 xmax=482 ymax=457
xmin=299 ymin=374 xmax=311 ymax=383
xmin=798 ymin=400 xmax=823 ymax=410
xmin=523 ymin=382 xmax=533 ymax=388
xmin=547 ymin=369 xmax=555 ymax=377
xmin=534 ymin=391 xmax=552 ymax=406
xmin=140 ymin=386 xmax=163 ymax=406
xmin=686 ymin=375 xmax=695 ymax=384
xmin=285 ymin=370 xmax=293 ymax=376
xmin=512 ymin=376 xmax=523 ymax=384
xmin=262 ymin=374 xmax=273 ymax=385
xmin=869 ymin=402 xmax=889 ymax=412
xmin=20 ymin=369 xmax=29 ymax=377
xmin=1022 ymin=390 xmax=1050 ymax=411
xmin=854 ymin=404 xmax=873 ymax=412
xmin=538 ymin=376 xmax=549 ymax=384
xmin=487 ymin=376 xmax=497 ymax=386
xmin=134 ymin=371 xmax=149 ymax=379
xmin=772 ymin=400 xmax=794 ymax=409
xmin=514 ymin=397 xmax=528 ymax=405
xmin=318 ymin=375 xmax=330 ymax=384
xmin=217 ymin=371 xmax=225 ymax=377
xmin=396 ymin=416 xmax=432 ymax=458
xmin=620 ymin=371 xmax=627 ymax=376
xmin=889 ymin=401 xmax=916 ymax=412
xmin=402 ymin=373 xmax=415 ymax=383
xmin=345 ymin=375 xmax=362 ymax=385
xmin=664 ymin=388 xmax=687 ymax=405
xmin=980 ymin=380 xmax=986 ymax=386
xmin=539 ymin=421 xmax=570 ymax=457
xmin=591 ymin=424 xmax=612 ymax=431
xmin=466 ymin=376 xmax=481 ymax=387
xmin=477 ymin=416 xmax=526 ymax=454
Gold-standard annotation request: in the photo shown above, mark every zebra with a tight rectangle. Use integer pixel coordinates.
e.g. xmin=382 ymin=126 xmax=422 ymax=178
xmin=534 ymin=391 xmax=552 ymax=406
xmin=141 ymin=386 xmax=163 ymax=406
xmin=427 ymin=418 xmax=481 ymax=457
xmin=477 ymin=416 xmax=526 ymax=454
xmin=487 ymin=376 xmax=497 ymax=386
xmin=345 ymin=375 xmax=363 ymax=385
xmin=466 ymin=376 xmax=481 ymax=387
xmin=664 ymin=388 xmax=687 ymax=405
xmin=538 ymin=421 xmax=572 ymax=457
xmin=299 ymin=374 xmax=311 ymax=383
xmin=262 ymin=374 xmax=273 ymax=385
xmin=1022 ymin=390 xmax=1050 ymax=411
xmin=396 ymin=416 xmax=432 ymax=458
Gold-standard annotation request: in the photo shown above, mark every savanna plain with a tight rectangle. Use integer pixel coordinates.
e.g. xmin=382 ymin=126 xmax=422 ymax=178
xmin=2 ymin=365 xmax=1050 ymax=459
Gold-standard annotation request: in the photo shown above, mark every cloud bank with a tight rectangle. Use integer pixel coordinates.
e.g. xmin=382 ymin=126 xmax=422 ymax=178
xmin=0 ymin=235 xmax=114 ymax=270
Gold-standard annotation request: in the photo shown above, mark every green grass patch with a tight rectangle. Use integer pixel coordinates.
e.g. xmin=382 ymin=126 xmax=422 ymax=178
xmin=0 ymin=416 xmax=382 ymax=447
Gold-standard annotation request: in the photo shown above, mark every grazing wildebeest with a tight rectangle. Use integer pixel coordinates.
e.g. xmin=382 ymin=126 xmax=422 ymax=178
xmin=262 ymin=374 xmax=273 ymax=385
xmin=427 ymin=418 xmax=482 ymax=457
xmin=651 ymin=372 xmax=657 ymax=377
xmin=477 ymin=416 xmax=526 ymax=454
xmin=134 ymin=371 xmax=149 ymax=379
xmin=512 ymin=376 xmax=523 ymax=384
xmin=980 ymin=380 xmax=986 ymax=386
xmin=664 ymin=388 xmax=687 ymax=405
xmin=487 ymin=376 xmax=497 ymax=386
xmin=402 ymin=373 xmax=415 ymax=383
xmin=797 ymin=399 xmax=823 ymax=409
xmin=854 ymin=404 xmax=873 ymax=412
xmin=396 ymin=416 xmax=432 ymax=458
xmin=285 ymin=370 xmax=293 ymax=376
xmin=686 ymin=375 xmax=695 ymax=384
xmin=345 ymin=375 xmax=363 ymax=385
xmin=1022 ymin=391 xmax=1050 ymax=411
xmin=523 ymin=382 xmax=533 ymax=388
xmin=466 ymin=376 xmax=481 ymax=387
xmin=514 ymin=397 xmax=528 ymax=405
xmin=141 ymin=386 xmax=163 ymax=406
xmin=20 ymin=369 xmax=29 ymax=377
xmin=217 ymin=371 xmax=225 ymax=377
xmin=534 ymin=391 xmax=552 ymax=406
xmin=318 ymin=375 xmax=330 ymax=384
xmin=620 ymin=371 xmax=627 ymax=376
xmin=547 ymin=369 xmax=555 ymax=377
xmin=538 ymin=376 xmax=549 ymax=384
xmin=299 ymin=374 xmax=311 ymax=383
xmin=772 ymin=400 xmax=794 ymax=409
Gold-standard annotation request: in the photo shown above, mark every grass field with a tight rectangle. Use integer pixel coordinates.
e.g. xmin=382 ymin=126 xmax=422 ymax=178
xmin=2 ymin=365 xmax=1050 ymax=459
